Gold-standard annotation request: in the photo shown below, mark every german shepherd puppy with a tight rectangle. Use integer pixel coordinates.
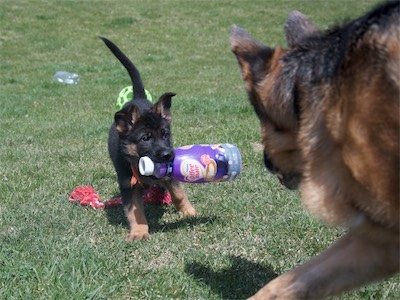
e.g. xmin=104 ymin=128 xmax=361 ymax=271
xmin=231 ymin=1 xmax=399 ymax=298
xmin=101 ymin=37 xmax=197 ymax=241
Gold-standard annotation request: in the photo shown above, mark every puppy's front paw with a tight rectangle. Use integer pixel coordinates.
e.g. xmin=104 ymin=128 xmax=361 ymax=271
xmin=125 ymin=230 xmax=150 ymax=242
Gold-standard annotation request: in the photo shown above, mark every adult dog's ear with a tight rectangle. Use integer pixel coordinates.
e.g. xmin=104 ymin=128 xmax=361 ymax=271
xmin=230 ymin=25 xmax=274 ymax=85
xmin=115 ymin=105 xmax=141 ymax=135
xmin=230 ymin=25 xmax=274 ymax=120
xmin=153 ymin=92 xmax=175 ymax=122
xmin=285 ymin=10 xmax=319 ymax=48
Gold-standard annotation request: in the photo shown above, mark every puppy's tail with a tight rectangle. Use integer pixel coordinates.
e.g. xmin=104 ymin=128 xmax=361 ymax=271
xmin=99 ymin=37 xmax=146 ymax=99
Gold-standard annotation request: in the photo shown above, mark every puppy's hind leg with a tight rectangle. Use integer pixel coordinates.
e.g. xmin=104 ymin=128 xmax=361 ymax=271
xmin=164 ymin=180 xmax=197 ymax=217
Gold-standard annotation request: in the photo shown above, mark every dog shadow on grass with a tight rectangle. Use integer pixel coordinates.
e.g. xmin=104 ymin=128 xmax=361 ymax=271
xmin=185 ymin=255 xmax=277 ymax=299
xmin=105 ymin=202 xmax=217 ymax=233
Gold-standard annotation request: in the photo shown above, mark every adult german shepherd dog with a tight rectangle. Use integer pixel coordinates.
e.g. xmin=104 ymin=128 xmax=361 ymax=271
xmin=231 ymin=1 xmax=399 ymax=299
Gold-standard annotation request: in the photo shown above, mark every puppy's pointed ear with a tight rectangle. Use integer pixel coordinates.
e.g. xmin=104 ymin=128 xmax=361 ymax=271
xmin=153 ymin=92 xmax=175 ymax=122
xmin=285 ymin=10 xmax=318 ymax=48
xmin=115 ymin=105 xmax=141 ymax=135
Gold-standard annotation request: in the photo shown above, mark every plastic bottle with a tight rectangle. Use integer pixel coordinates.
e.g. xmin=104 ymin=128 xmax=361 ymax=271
xmin=54 ymin=71 xmax=80 ymax=85
xmin=139 ymin=144 xmax=242 ymax=183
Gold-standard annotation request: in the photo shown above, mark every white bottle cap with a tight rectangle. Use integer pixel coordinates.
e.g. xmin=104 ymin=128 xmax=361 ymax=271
xmin=139 ymin=156 xmax=155 ymax=176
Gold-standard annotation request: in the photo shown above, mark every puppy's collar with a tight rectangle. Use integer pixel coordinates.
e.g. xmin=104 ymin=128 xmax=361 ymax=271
xmin=130 ymin=163 xmax=143 ymax=187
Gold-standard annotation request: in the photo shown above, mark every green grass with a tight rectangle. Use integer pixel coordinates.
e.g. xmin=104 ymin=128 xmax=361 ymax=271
xmin=1 ymin=0 xmax=398 ymax=299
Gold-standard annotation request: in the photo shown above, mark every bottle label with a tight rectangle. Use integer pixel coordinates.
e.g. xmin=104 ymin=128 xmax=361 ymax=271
xmin=180 ymin=159 xmax=205 ymax=182
xmin=174 ymin=144 xmax=242 ymax=183
xmin=180 ymin=157 xmax=218 ymax=182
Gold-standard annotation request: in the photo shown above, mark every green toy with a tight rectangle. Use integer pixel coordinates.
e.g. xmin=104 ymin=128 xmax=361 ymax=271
xmin=116 ymin=86 xmax=153 ymax=110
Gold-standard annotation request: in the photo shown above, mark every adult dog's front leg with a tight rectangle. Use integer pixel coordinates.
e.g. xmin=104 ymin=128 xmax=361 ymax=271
xmin=121 ymin=187 xmax=149 ymax=241
xmin=249 ymin=223 xmax=399 ymax=299
xmin=164 ymin=180 xmax=197 ymax=217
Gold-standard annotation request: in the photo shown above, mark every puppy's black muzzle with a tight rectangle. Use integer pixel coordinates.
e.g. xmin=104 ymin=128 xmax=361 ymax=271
xmin=158 ymin=149 xmax=174 ymax=163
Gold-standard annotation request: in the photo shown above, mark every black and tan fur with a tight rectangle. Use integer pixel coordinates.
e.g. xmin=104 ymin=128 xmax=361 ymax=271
xmin=231 ymin=1 xmax=399 ymax=298
xmin=101 ymin=37 xmax=197 ymax=241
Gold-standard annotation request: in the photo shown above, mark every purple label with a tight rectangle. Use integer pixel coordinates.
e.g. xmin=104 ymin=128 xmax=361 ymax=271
xmin=172 ymin=144 xmax=241 ymax=183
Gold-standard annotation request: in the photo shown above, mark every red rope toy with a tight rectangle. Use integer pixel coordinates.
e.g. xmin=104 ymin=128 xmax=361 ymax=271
xmin=69 ymin=185 xmax=172 ymax=209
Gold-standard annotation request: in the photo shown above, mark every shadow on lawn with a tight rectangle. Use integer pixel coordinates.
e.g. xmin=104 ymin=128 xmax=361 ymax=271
xmin=185 ymin=255 xmax=277 ymax=299
xmin=105 ymin=203 xmax=217 ymax=233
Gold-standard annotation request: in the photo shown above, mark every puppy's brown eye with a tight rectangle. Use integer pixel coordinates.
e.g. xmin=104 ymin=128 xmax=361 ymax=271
xmin=141 ymin=133 xmax=152 ymax=142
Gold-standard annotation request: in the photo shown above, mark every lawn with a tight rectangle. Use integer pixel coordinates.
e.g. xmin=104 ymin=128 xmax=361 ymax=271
xmin=1 ymin=0 xmax=398 ymax=299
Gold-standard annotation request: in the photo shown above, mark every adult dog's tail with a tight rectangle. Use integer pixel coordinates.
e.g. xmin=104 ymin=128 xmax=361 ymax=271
xmin=100 ymin=37 xmax=146 ymax=100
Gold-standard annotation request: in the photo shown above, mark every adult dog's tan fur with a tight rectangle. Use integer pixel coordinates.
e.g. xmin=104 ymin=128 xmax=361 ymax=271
xmin=231 ymin=1 xmax=399 ymax=299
